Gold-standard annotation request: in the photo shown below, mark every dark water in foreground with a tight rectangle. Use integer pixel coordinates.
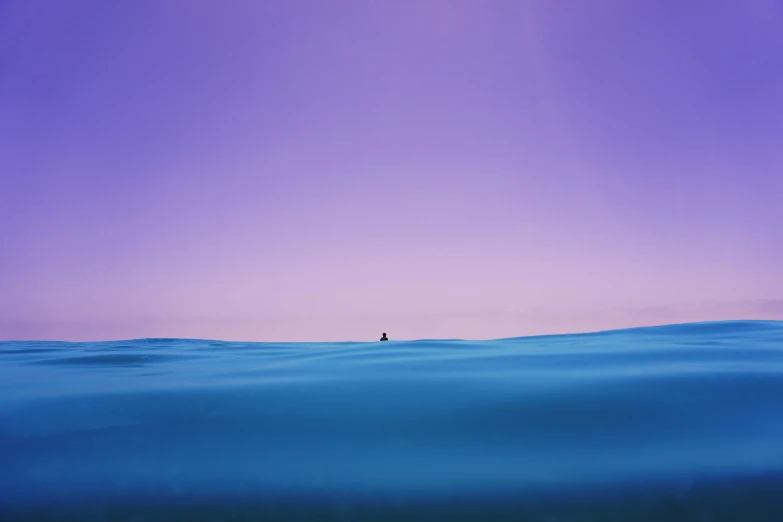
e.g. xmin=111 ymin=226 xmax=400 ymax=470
xmin=2 ymin=320 xmax=783 ymax=521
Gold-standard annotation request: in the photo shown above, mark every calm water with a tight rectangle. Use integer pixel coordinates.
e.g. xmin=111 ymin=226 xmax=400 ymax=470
xmin=2 ymin=320 xmax=783 ymax=521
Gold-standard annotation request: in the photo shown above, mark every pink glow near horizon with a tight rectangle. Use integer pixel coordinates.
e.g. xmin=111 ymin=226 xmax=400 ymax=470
xmin=1 ymin=0 xmax=781 ymax=341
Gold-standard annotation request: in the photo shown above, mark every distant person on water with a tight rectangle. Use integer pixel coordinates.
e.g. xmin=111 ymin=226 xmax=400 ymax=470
xmin=380 ymin=333 xmax=388 ymax=341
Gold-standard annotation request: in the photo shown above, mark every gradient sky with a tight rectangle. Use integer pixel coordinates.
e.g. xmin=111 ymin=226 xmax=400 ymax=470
xmin=1 ymin=0 xmax=782 ymax=341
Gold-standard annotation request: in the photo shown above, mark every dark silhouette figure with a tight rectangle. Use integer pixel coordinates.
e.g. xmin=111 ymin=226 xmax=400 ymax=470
xmin=380 ymin=333 xmax=388 ymax=341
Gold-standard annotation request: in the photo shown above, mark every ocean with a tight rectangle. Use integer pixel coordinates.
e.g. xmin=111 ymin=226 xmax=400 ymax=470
xmin=2 ymin=320 xmax=783 ymax=521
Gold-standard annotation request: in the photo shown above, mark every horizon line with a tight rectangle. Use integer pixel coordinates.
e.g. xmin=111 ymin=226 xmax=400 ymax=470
xmin=2 ymin=319 xmax=780 ymax=345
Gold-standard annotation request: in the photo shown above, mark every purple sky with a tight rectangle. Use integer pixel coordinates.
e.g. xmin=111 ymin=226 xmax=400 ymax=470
xmin=1 ymin=0 xmax=782 ymax=342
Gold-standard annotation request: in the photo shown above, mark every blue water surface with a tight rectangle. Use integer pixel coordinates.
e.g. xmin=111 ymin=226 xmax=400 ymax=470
xmin=2 ymin=320 xmax=783 ymax=521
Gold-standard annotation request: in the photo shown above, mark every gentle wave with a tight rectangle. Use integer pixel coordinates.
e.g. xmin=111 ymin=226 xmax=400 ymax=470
xmin=2 ymin=320 xmax=783 ymax=520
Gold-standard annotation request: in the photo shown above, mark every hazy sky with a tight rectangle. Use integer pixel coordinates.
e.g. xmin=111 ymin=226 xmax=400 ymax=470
xmin=1 ymin=0 xmax=781 ymax=341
